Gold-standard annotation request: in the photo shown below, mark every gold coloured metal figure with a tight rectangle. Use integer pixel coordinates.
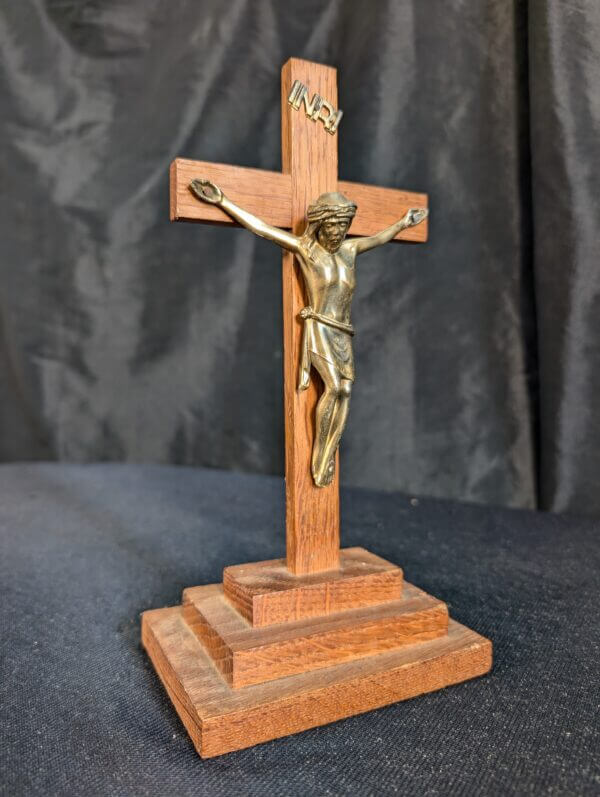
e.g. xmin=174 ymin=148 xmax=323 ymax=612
xmin=189 ymin=179 xmax=428 ymax=488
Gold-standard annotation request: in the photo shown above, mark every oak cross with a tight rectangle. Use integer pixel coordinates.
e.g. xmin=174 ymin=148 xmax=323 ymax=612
xmin=170 ymin=58 xmax=428 ymax=576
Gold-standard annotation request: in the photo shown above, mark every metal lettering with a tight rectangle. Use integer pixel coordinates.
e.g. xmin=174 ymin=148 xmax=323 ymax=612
xmin=287 ymin=80 xmax=304 ymax=109
xmin=287 ymin=81 xmax=342 ymax=135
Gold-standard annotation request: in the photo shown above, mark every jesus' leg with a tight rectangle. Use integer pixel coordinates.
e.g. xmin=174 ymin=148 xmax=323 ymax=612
xmin=310 ymin=354 xmax=353 ymax=487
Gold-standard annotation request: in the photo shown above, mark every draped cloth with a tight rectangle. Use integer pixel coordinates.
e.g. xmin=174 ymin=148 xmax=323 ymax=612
xmin=1 ymin=1 xmax=600 ymax=514
xmin=298 ymin=306 xmax=355 ymax=389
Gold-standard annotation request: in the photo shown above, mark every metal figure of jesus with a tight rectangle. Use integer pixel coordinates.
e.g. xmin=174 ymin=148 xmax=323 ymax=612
xmin=190 ymin=178 xmax=427 ymax=487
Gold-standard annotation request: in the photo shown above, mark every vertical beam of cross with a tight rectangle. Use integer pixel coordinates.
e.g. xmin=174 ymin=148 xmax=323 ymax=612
xmin=281 ymin=58 xmax=340 ymax=575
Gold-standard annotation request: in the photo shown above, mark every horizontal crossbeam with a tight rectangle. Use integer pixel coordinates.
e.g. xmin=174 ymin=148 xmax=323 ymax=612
xmin=170 ymin=158 xmax=428 ymax=243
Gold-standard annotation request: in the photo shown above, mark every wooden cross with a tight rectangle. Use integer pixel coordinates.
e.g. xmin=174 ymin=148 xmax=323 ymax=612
xmin=170 ymin=58 xmax=428 ymax=576
xmin=145 ymin=60 xmax=488 ymax=758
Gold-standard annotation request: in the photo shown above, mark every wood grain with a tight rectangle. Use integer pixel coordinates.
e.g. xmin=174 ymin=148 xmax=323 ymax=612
xmin=170 ymin=159 xmax=291 ymax=227
xmin=183 ymin=583 xmax=447 ymax=688
xmin=223 ymin=546 xmax=403 ymax=626
xmin=142 ymin=604 xmax=492 ymax=758
xmin=341 ymin=179 xmax=428 ymax=242
xmin=281 ymin=58 xmax=340 ymax=574
xmin=169 ymin=159 xmax=428 ymax=242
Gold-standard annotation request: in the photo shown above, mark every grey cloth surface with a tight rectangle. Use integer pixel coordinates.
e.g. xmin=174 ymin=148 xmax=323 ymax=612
xmin=1 ymin=1 xmax=600 ymax=514
xmin=1 ymin=463 xmax=598 ymax=796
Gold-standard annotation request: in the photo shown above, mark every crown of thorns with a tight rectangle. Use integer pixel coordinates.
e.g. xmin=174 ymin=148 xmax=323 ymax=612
xmin=306 ymin=192 xmax=357 ymax=223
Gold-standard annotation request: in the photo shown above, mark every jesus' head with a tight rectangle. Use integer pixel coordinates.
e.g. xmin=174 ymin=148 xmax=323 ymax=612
xmin=306 ymin=192 xmax=357 ymax=253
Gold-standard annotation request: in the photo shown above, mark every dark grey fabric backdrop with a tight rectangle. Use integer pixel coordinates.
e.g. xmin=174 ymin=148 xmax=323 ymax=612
xmin=0 ymin=0 xmax=598 ymax=513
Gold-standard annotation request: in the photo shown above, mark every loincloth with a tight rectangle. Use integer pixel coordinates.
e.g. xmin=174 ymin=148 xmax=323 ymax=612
xmin=298 ymin=306 xmax=355 ymax=389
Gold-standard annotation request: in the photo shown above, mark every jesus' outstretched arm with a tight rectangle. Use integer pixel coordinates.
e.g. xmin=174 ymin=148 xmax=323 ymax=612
xmin=350 ymin=207 xmax=428 ymax=255
xmin=189 ymin=179 xmax=301 ymax=253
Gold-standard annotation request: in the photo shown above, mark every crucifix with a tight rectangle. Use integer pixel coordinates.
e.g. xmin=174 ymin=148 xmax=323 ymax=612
xmin=169 ymin=58 xmax=428 ymax=575
xmin=142 ymin=58 xmax=491 ymax=758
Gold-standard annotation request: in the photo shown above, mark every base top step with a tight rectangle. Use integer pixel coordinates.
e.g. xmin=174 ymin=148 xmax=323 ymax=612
xmin=223 ymin=547 xmax=403 ymax=627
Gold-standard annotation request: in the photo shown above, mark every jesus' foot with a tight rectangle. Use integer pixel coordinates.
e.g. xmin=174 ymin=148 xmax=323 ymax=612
xmin=313 ymin=456 xmax=336 ymax=487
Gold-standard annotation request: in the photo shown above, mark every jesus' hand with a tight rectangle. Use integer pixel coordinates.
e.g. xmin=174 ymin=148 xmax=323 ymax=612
xmin=189 ymin=179 xmax=224 ymax=205
xmin=404 ymin=208 xmax=429 ymax=228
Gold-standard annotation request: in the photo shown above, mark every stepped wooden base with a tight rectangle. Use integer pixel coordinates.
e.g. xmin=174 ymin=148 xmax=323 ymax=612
xmin=142 ymin=601 xmax=491 ymax=758
xmin=183 ymin=582 xmax=448 ymax=688
xmin=142 ymin=553 xmax=492 ymax=758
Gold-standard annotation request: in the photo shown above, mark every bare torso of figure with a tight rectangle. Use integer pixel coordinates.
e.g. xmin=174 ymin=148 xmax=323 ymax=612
xmin=297 ymin=239 xmax=356 ymax=324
